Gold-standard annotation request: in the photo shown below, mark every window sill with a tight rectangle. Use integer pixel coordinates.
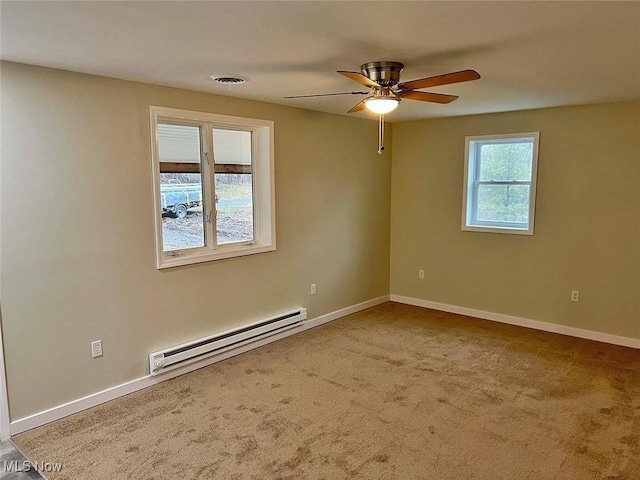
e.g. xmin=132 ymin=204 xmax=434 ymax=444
xmin=462 ymin=224 xmax=534 ymax=235
xmin=157 ymin=243 xmax=276 ymax=269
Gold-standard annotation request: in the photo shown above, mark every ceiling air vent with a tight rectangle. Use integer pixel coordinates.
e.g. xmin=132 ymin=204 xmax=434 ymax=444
xmin=210 ymin=75 xmax=248 ymax=85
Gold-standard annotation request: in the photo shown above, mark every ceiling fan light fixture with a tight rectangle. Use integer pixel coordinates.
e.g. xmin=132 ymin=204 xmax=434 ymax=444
xmin=365 ymin=98 xmax=399 ymax=114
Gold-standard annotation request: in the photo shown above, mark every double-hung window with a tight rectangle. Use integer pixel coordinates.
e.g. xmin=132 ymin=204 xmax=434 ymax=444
xmin=150 ymin=106 xmax=275 ymax=269
xmin=462 ymin=132 xmax=540 ymax=235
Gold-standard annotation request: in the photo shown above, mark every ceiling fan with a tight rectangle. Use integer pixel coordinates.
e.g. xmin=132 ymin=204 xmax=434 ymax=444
xmin=285 ymin=61 xmax=480 ymax=153
xmin=286 ymin=61 xmax=480 ymax=114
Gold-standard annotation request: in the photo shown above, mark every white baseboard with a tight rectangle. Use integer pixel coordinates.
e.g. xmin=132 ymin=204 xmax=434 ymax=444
xmin=10 ymin=295 xmax=390 ymax=436
xmin=303 ymin=295 xmax=390 ymax=330
xmin=390 ymin=294 xmax=640 ymax=350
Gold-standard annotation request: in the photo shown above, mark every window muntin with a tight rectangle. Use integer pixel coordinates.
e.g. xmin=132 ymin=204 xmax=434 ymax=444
xmin=462 ymin=133 xmax=539 ymax=235
xmin=150 ymin=107 xmax=275 ymax=269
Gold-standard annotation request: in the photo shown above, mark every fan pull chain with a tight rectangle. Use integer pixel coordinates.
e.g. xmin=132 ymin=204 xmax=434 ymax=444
xmin=378 ymin=114 xmax=385 ymax=154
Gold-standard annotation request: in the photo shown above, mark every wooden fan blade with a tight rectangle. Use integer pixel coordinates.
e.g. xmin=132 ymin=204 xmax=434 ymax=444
xmin=337 ymin=71 xmax=380 ymax=88
xmin=284 ymin=91 xmax=368 ymax=99
xmin=398 ymin=69 xmax=480 ymax=90
xmin=347 ymin=98 xmax=369 ymax=113
xmin=399 ymin=91 xmax=459 ymax=104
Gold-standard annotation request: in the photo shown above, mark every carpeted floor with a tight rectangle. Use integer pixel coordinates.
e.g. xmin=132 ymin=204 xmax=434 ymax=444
xmin=13 ymin=302 xmax=640 ymax=479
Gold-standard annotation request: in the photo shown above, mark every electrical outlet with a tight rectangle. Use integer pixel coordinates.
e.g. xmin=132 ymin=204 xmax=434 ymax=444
xmin=418 ymin=269 xmax=425 ymax=279
xmin=91 ymin=340 xmax=103 ymax=358
xmin=571 ymin=290 xmax=580 ymax=302
xmin=310 ymin=284 xmax=317 ymax=295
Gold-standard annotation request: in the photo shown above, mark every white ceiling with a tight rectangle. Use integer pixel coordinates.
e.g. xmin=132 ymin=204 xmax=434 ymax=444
xmin=1 ymin=1 xmax=639 ymax=122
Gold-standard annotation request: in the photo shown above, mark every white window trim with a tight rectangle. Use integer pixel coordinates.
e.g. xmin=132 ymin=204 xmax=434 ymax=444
xmin=462 ymin=132 xmax=540 ymax=235
xmin=149 ymin=106 xmax=276 ymax=269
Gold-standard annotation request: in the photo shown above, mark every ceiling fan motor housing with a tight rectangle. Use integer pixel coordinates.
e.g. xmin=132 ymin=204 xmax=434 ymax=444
xmin=361 ymin=61 xmax=404 ymax=86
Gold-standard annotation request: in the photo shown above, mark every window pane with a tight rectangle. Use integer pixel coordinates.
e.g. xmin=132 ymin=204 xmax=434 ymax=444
xmin=158 ymin=124 xmax=205 ymax=251
xmin=478 ymin=141 xmax=533 ymax=181
xmin=476 ymin=184 xmax=530 ymax=224
xmin=213 ymin=129 xmax=254 ymax=244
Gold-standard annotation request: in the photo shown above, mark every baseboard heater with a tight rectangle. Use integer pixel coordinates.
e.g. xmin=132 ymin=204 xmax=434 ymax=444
xmin=149 ymin=308 xmax=307 ymax=375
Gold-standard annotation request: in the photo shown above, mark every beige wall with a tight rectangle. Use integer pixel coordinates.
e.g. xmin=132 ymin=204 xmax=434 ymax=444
xmin=0 ymin=62 xmax=391 ymax=419
xmin=391 ymin=101 xmax=639 ymax=339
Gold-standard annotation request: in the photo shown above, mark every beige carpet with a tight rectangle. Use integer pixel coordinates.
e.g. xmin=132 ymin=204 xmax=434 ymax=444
xmin=14 ymin=302 xmax=640 ymax=479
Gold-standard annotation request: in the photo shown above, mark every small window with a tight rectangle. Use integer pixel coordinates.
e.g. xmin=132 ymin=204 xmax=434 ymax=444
xmin=150 ymin=107 xmax=275 ymax=269
xmin=462 ymin=132 xmax=540 ymax=235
